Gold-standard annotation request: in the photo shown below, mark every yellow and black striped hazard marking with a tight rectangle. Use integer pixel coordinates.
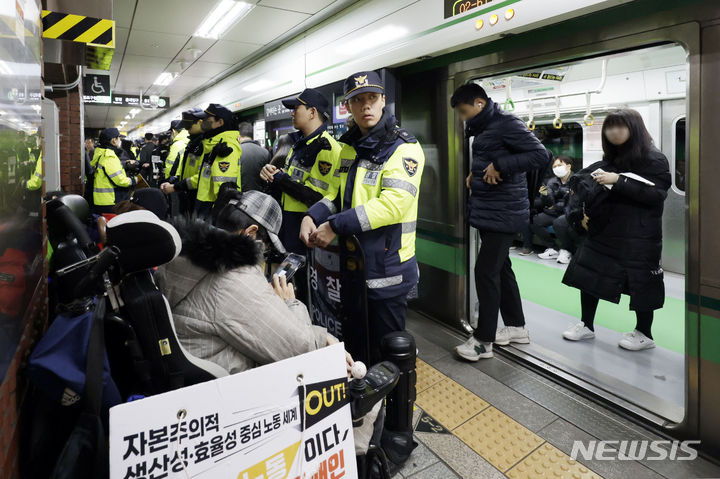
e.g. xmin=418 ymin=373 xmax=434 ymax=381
xmin=41 ymin=10 xmax=115 ymax=48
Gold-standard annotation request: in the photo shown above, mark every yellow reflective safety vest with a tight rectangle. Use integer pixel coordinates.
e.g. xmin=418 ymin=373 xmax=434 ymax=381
xmin=273 ymin=127 xmax=341 ymax=253
xmin=281 ymin=129 xmax=341 ymax=213
xmin=91 ymin=146 xmax=137 ymax=206
xmin=307 ymin=116 xmax=425 ymax=299
xmin=165 ymin=129 xmax=189 ymax=178
xmin=26 ymin=152 xmax=42 ymax=191
xmin=184 ymin=130 xmax=242 ymax=203
xmin=180 ymin=134 xmax=203 ymax=182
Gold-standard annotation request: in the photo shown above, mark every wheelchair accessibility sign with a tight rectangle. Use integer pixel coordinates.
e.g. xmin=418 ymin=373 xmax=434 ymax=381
xmin=109 ymin=343 xmax=357 ymax=479
xmin=82 ymin=73 xmax=111 ymax=104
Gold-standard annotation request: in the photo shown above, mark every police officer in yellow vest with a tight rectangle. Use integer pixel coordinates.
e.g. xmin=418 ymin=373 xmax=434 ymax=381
xmin=300 ymin=71 xmax=425 ymax=361
xmin=165 ymin=119 xmax=189 ymax=179
xmin=91 ymin=127 xmax=137 ymax=214
xmin=260 ymin=88 xmax=341 ymax=256
xmin=25 ymin=151 xmax=43 ymax=191
xmin=162 ymin=104 xmax=241 ymax=219
xmin=160 ymin=108 xmax=206 ymax=215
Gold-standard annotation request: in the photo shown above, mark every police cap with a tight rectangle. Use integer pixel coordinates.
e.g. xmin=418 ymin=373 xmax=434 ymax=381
xmin=343 ymin=71 xmax=384 ymax=100
xmin=282 ymin=88 xmax=330 ymax=119
xmin=204 ymin=103 xmax=235 ymax=127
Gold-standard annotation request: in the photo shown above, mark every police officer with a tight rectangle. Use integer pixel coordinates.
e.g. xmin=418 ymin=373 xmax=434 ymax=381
xmin=162 ymin=104 xmax=242 ymax=219
xmin=161 ymin=108 xmax=206 ymax=215
xmin=261 ymin=88 xmax=342 ymax=250
xmin=90 ymin=127 xmax=137 ymax=214
xmin=165 ymin=119 xmax=189 ymax=179
xmin=25 ymin=148 xmax=42 ymax=191
xmin=300 ymin=71 xmax=425 ymax=363
xmin=260 ymin=88 xmax=342 ymax=303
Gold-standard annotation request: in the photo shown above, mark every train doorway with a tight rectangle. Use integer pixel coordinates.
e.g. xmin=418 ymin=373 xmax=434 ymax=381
xmin=465 ymin=44 xmax=688 ymax=423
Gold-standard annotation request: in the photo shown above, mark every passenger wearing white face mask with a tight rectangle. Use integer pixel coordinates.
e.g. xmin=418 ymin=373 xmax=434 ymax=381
xmin=532 ymin=156 xmax=578 ymax=264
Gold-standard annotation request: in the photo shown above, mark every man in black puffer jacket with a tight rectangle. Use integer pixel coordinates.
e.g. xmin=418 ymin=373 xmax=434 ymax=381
xmin=451 ymin=83 xmax=551 ymax=361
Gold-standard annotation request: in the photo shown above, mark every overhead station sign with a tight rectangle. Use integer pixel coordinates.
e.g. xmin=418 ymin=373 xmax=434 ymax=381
xmin=83 ymin=89 xmax=170 ymax=109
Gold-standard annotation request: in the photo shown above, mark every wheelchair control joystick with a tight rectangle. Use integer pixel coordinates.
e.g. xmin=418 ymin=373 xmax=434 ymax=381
xmin=350 ymin=361 xmax=399 ymax=425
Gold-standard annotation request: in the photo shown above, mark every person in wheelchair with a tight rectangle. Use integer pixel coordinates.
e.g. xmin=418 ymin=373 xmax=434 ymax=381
xmin=154 ymin=188 xmax=351 ymax=375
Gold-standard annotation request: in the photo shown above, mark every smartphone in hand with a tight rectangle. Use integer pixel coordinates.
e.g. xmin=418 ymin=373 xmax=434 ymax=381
xmin=272 ymin=253 xmax=306 ymax=282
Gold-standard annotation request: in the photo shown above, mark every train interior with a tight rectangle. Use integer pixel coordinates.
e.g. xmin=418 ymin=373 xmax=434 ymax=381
xmin=461 ymin=44 xmax=688 ymax=424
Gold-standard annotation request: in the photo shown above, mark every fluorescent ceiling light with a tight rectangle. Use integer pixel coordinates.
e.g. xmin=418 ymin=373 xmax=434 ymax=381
xmin=336 ymin=25 xmax=408 ymax=54
xmin=243 ymin=79 xmax=273 ymax=92
xmin=0 ymin=61 xmax=13 ymax=75
xmin=153 ymin=72 xmax=177 ymax=86
xmin=129 ymin=108 xmax=140 ymax=115
xmin=194 ymin=0 xmax=254 ymax=39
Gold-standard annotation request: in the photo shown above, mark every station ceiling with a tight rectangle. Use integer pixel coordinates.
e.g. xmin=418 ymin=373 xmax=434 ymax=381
xmin=85 ymin=0 xmax=346 ymax=131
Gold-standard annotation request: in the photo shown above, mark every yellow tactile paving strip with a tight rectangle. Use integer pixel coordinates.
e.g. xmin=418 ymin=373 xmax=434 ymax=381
xmin=454 ymin=407 xmax=545 ymax=472
xmin=415 ymin=378 xmax=490 ymax=430
xmin=507 ymin=443 xmax=604 ymax=479
xmin=416 ymin=358 xmax=446 ymax=393
xmin=415 ymin=359 xmax=604 ymax=478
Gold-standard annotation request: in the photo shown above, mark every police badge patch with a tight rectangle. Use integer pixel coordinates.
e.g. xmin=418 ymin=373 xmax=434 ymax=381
xmin=218 ymin=161 xmax=230 ymax=173
xmin=354 ymin=74 xmax=368 ymax=87
xmin=318 ymin=161 xmax=332 ymax=175
xmin=403 ymin=157 xmax=419 ymax=177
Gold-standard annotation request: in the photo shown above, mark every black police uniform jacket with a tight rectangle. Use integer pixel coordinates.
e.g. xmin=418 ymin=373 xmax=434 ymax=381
xmin=562 ymin=149 xmax=671 ymax=311
xmin=466 ymin=99 xmax=551 ymax=233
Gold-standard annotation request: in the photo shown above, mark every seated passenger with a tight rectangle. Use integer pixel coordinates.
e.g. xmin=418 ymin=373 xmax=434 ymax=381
xmin=532 ymin=156 xmax=577 ymax=264
xmin=155 ymin=189 xmax=342 ymax=374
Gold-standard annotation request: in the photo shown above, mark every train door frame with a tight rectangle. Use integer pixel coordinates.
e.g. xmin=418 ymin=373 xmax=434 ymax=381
xmin=450 ymin=21 xmax=699 ymax=439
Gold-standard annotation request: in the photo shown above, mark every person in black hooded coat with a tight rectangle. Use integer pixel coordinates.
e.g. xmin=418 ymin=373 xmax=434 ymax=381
xmin=561 ymin=109 xmax=671 ymax=351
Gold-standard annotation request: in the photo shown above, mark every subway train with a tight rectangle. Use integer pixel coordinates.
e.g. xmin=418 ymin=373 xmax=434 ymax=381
xmin=130 ymin=0 xmax=719 ymax=462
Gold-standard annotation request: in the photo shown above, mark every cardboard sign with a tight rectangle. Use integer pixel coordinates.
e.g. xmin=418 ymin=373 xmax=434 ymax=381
xmin=110 ymin=343 xmax=356 ymax=479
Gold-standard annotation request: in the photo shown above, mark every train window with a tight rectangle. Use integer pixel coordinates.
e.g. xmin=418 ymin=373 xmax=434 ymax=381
xmin=532 ymin=122 xmax=583 ymax=172
xmin=674 ymin=117 xmax=686 ymax=192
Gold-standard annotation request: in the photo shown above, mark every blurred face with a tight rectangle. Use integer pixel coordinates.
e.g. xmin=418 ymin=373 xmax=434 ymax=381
xmin=455 ymin=98 xmax=486 ymax=123
xmin=604 ymin=125 xmax=630 ymax=146
xmin=85 ymin=138 xmax=94 ymax=151
xmin=346 ymin=92 xmax=385 ymax=133
xmin=110 ymin=137 xmax=121 ymax=148
xmin=202 ymin=116 xmax=223 ymax=132
xmin=189 ymin=119 xmax=203 ymax=135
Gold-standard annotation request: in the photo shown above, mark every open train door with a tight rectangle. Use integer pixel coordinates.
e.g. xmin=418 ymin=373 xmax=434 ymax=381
xmin=308 ymin=235 xmax=370 ymax=364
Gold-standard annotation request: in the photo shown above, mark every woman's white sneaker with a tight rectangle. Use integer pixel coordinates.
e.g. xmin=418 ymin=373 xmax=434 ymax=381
xmin=455 ymin=336 xmax=493 ymax=361
xmin=494 ymin=326 xmax=531 ymax=346
xmin=538 ymin=248 xmax=559 ymax=260
xmin=563 ymin=322 xmax=595 ymax=341
xmin=556 ymin=249 xmax=572 ymax=264
xmin=618 ymin=330 xmax=656 ymax=351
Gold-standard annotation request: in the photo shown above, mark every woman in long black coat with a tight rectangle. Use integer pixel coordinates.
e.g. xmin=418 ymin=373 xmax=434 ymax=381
xmin=561 ymin=109 xmax=671 ymax=351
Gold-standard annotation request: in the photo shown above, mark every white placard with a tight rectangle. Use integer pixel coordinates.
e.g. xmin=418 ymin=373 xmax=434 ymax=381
xmin=110 ymin=343 xmax=356 ymax=479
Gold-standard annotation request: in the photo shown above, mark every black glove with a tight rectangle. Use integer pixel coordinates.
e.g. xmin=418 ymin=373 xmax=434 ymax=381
xmin=187 ymin=137 xmax=204 ymax=156
xmin=213 ymin=141 xmax=233 ymax=158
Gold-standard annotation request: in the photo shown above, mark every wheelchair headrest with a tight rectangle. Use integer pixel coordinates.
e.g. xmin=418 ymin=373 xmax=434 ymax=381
xmin=106 ymin=210 xmax=181 ymax=274
xmin=46 ymin=199 xmax=94 ymax=253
